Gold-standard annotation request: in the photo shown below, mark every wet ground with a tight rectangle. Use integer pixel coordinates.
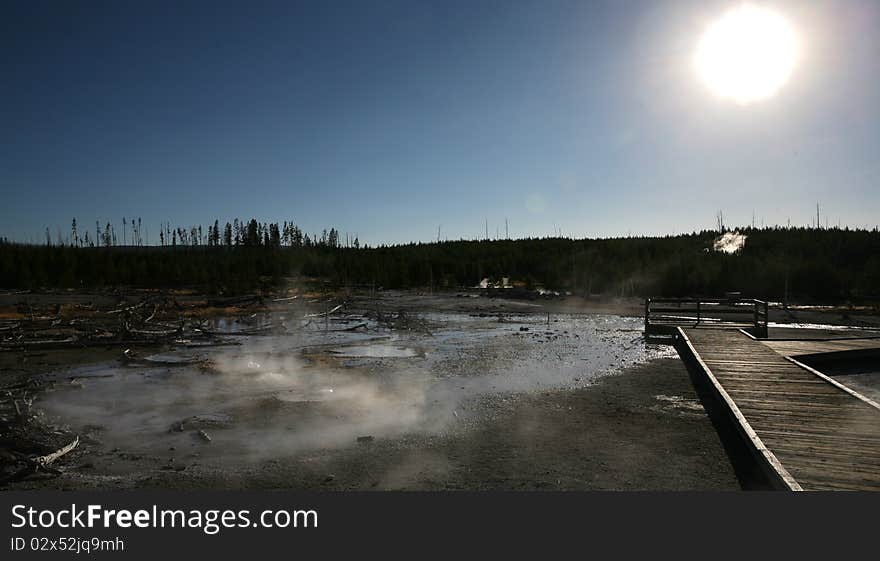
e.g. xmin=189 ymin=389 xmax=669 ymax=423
xmin=1 ymin=291 xmax=742 ymax=490
xmin=8 ymin=290 xmax=875 ymax=490
xmin=32 ymin=310 xmax=675 ymax=473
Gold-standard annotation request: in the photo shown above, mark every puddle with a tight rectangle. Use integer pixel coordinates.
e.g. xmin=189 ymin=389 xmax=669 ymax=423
xmin=330 ymin=345 xmax=420 ymax=358
xmin=141 ymin=353 xmax=202 ymax=365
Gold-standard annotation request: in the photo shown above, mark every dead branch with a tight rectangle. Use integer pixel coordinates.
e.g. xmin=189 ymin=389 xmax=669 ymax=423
xmin=0 ymin=437 xmax=80 ymax=485
xmin=144 ymin=304 xmax=158 ymax=323
xmin=304 ymin=304 xmax=343 ymax=318
xmin=33 ymin=437 xmax=79 ymax=468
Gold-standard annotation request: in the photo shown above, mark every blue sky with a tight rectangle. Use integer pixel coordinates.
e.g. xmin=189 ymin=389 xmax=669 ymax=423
xmin=2 ymin=0 xmax=879 ymax=245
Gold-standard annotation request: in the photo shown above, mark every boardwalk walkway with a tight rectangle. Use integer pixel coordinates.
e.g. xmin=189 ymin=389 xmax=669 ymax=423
xmin=676 ymin=327 xmax=880 ymax=491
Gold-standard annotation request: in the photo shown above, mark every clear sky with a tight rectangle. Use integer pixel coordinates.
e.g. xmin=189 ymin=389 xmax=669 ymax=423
xmin=3 ymin=0 xmax=879 ymax=245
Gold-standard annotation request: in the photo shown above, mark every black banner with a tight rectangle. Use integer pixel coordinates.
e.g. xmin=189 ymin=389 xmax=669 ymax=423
xmin=1 ymin=491 xmax=877 ymax=558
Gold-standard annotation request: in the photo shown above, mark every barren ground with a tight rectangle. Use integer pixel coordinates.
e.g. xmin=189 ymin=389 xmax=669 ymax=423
xmin=7 ymin=288 xmax=870 ymax=491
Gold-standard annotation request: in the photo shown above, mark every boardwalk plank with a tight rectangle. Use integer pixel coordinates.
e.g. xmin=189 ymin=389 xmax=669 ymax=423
xmin=680 ymin=327 xmax=880 ymax=491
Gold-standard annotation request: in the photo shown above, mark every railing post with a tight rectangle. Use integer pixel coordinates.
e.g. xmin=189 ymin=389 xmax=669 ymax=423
xmin=763 ymin=300 xmax=769 ymax=338
xmin=696 ymin=301 xmax=701 ymax=325
xmin=753 ymin=301 xmax=759 ymax=333
xmin=644 ymin=298 xmax=650 ymax=333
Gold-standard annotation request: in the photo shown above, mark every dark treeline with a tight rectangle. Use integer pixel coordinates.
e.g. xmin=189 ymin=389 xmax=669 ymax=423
xmin=1 ymin=223 xmax=879 ymax=302
xmin=46 ymin=217 xmax=356 ymax=250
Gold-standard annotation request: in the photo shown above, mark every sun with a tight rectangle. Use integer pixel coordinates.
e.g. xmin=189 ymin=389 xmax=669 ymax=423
xmin=694 ymin=4 xmax=799 ymax=104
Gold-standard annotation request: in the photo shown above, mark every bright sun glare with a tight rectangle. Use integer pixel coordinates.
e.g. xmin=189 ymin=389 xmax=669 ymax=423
xmin=695 ymin=4 xmax=798 ymax=104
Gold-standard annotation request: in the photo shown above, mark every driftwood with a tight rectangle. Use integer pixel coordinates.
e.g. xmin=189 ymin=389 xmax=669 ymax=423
xmin=1 ymin=298 xmax=205 ymax=350
xmin=33 ymin=437 xmax=79 ymax=468
xmin=0 ymin=437 xmax=79 ymax=484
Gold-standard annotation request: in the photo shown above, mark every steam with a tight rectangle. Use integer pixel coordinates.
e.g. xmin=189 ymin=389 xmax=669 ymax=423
xmin=39 ymin=336 xmax=446 ymax=463
xmin=36 ymin=312 xmax=673 ymax=466
xmin=713 ymin=231 xmax=747 ymax=254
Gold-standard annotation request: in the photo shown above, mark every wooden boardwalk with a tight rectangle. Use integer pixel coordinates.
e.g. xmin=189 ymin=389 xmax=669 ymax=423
xmin=676 ymin=327 xmax=880 ymax=491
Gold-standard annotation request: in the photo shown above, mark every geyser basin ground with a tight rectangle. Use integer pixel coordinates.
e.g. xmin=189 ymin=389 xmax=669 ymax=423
xmin=38 ymin=313 xmax=673 ymax=460
xmin=11 ymin=294 xmax=745 ymax=490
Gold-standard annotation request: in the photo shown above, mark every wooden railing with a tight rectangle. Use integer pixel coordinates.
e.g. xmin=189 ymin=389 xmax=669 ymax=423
xmin=645 ymin=297 xmax=768 ymax=338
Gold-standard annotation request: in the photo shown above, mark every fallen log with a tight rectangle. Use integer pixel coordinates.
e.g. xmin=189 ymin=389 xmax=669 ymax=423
xmin=33 ymin=437 xmax=79 ymax=468
xmin=0 ymin=437 xmax=80 ymax=485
